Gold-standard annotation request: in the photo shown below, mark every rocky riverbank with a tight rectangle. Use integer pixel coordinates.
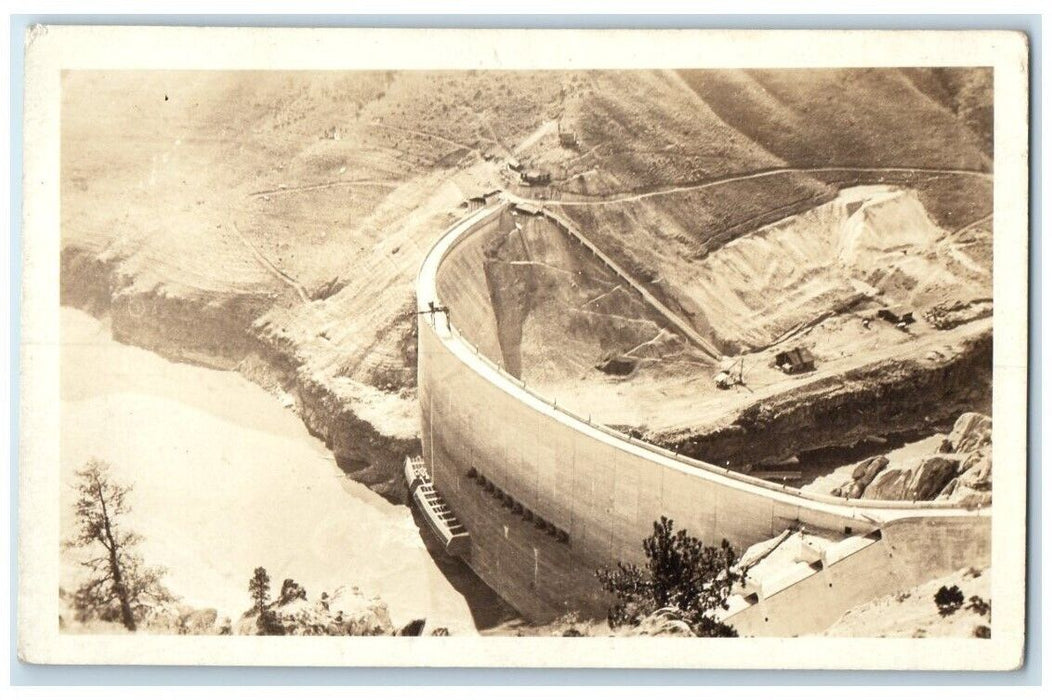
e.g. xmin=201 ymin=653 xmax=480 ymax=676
xmin=61 ymin=246 xmax=418 ymax=503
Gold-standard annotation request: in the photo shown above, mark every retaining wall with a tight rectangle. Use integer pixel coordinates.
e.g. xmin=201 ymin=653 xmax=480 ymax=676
xmin=727 ymin=516 xmax=992 ymax=636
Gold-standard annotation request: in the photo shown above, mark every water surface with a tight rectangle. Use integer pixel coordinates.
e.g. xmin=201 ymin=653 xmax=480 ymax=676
xmin=60 ymin=307 xmax=479 ymax=632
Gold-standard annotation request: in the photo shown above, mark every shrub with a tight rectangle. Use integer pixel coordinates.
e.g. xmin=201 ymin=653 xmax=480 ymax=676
xmin=934 ymin=585 xmax=965 ymax=616
xmin=966 ymin=595 xmax=991 ymax=617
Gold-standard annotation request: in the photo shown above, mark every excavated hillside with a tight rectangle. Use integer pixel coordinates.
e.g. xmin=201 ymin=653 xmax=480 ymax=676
xmin=443 ymin=188 xmax=992 ymax=473
xmin=436 ymin=208 xmax=710 ymax=389
xmin=670 ymin=185 xmax=991 ymax=353
xmin=61 ymin=68 xmax=992 ymax=499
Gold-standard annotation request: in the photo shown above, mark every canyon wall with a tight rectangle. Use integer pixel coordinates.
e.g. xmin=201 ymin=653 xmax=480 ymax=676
xmin=60 ymin=247 xmax=417 ymax=502
xmin=661 ymin=330 xmax=992 ymax=469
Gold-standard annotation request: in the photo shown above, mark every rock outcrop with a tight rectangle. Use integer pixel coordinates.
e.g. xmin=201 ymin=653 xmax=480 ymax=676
xmin=825 ymin=412 xmax=992 ymax=506
xmin=831 ymin=455 xmax=888 ymax=498
xmin=948 ymin=412 xmax=992 ymax=453
xmin=862 ymin=455 xmax=959 ymax=501
xmin=235 ymin=584 xmax=395 ymax=636
xmin=663 ymin=332 xmax=992 ymax=471
xmin=939 ymin=444 xmax=993 ymax=508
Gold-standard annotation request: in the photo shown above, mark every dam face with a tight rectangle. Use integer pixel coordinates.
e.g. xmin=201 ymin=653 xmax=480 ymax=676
xmin=418 ymin=204 xmax=989 ymax=625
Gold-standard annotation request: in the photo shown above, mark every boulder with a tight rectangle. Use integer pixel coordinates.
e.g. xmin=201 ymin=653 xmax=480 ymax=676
xmin=903 ymin=456 xmax=958 ymax=500
xmin=398 ymin=619 xmax=426 ymax=636
xmin=959 ymin=451 xmax=992 ymax=490
xmin=179 ymin=608 xmax=219 ymax=635
xmin=948 ymin=413 xmax=992 ymax=454
xmin=851 ymin=457 xmax=872 ymax=480
xmin=862 ymin=468 xmax=911 ymax=500
xmin=829 ymin=455 xmax=891 ymax=499
xmin=850 ymin=455 xmax=889 ymax=488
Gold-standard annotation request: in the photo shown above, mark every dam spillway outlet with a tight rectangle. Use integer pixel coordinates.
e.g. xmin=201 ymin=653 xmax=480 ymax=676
xmin=417 ymin=201 xmax=991 ymax=629
xmin=467 ymin=468 xmax=570 ymax=545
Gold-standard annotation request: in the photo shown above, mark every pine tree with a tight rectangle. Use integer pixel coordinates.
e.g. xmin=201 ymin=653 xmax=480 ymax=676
xmin=248 ymin=566 xmax=284 ymax=636
xmin=65 ymin=459 xmax=171 ymax=631
xmin=249 ymin=567 xmax=271 ymax=617
xmin=596 ymin=516 xmax=740 ymax=637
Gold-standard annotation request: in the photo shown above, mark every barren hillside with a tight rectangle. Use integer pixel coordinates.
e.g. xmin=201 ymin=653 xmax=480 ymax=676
xmin=61 ymin=68 xmax=993 ymax=497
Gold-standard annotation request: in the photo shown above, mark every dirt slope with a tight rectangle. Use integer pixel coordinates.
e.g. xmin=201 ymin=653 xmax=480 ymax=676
xmin=825 ymin=567 xmax=991 ymax=638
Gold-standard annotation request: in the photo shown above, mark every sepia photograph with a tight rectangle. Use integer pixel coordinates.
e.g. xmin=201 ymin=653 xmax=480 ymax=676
xmin=17 ymin=26 xmax=1030 ymax=670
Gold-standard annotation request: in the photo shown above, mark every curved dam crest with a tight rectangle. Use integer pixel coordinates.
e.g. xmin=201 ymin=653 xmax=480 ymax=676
xmin=417 ymin=201 xmax=991 ymax=626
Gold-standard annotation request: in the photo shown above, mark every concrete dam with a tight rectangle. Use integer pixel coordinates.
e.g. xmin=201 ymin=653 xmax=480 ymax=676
xmin=416 ymin=202 xmax=990 ymax=631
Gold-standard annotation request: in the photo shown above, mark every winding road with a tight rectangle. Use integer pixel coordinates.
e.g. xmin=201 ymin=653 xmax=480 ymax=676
xmin=508 ymin=165 xmax=992 ymax=207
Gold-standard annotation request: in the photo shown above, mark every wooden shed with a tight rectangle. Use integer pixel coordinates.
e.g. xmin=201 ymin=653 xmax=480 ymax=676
xmin=521 ymin=170 xmax=551 ymax=186
xmin=774 ymin=347 xmax=816 ymax=374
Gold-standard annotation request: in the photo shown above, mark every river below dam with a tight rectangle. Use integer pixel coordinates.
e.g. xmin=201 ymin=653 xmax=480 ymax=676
xmin=59 ymin=306 xmax=494 ymax=634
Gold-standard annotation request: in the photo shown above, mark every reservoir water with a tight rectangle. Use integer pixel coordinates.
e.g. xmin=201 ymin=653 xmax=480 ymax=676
xmin=59 ymin=306 xmax=483 ymax=633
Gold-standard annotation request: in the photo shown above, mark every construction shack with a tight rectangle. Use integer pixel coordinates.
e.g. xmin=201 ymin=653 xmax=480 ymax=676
xmin=775 ymin=347 xmax=816 ymax=375
xmin=465 ymin=195 xmax=487 ymax=210
xmin=877 ymin=308 xmax=916 ymax=326
xmin=522 ymin=170 xmax=551 ymax=186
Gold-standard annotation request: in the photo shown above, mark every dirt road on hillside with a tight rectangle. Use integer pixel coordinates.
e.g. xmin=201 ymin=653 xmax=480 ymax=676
xmin=509 ymin=166 xmax=992 ymax=207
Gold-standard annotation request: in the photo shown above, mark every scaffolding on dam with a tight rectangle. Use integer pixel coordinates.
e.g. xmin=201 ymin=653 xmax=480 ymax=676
xmin=405 ymin=456 xmax=471 ymax=558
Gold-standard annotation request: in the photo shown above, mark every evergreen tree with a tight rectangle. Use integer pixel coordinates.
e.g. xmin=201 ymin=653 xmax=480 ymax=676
xmin=65 ymin=459 xmax=171 ymax=631
xmin=596 ymin=516 xmax=740 ymax=637
xmin=248 ymin=566 xmax=285 ymax=636
xmin=249 ymin=567 xmax=271 ymax=617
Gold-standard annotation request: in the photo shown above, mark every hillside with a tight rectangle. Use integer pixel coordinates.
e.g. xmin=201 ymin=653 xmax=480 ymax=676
xmin=678 ymin=68 xmax=991 ymax=171
xmin=825 ymin=567 xmax=991 ymax=638
xmin=61 ymin=68 xmax=993 ymax=498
